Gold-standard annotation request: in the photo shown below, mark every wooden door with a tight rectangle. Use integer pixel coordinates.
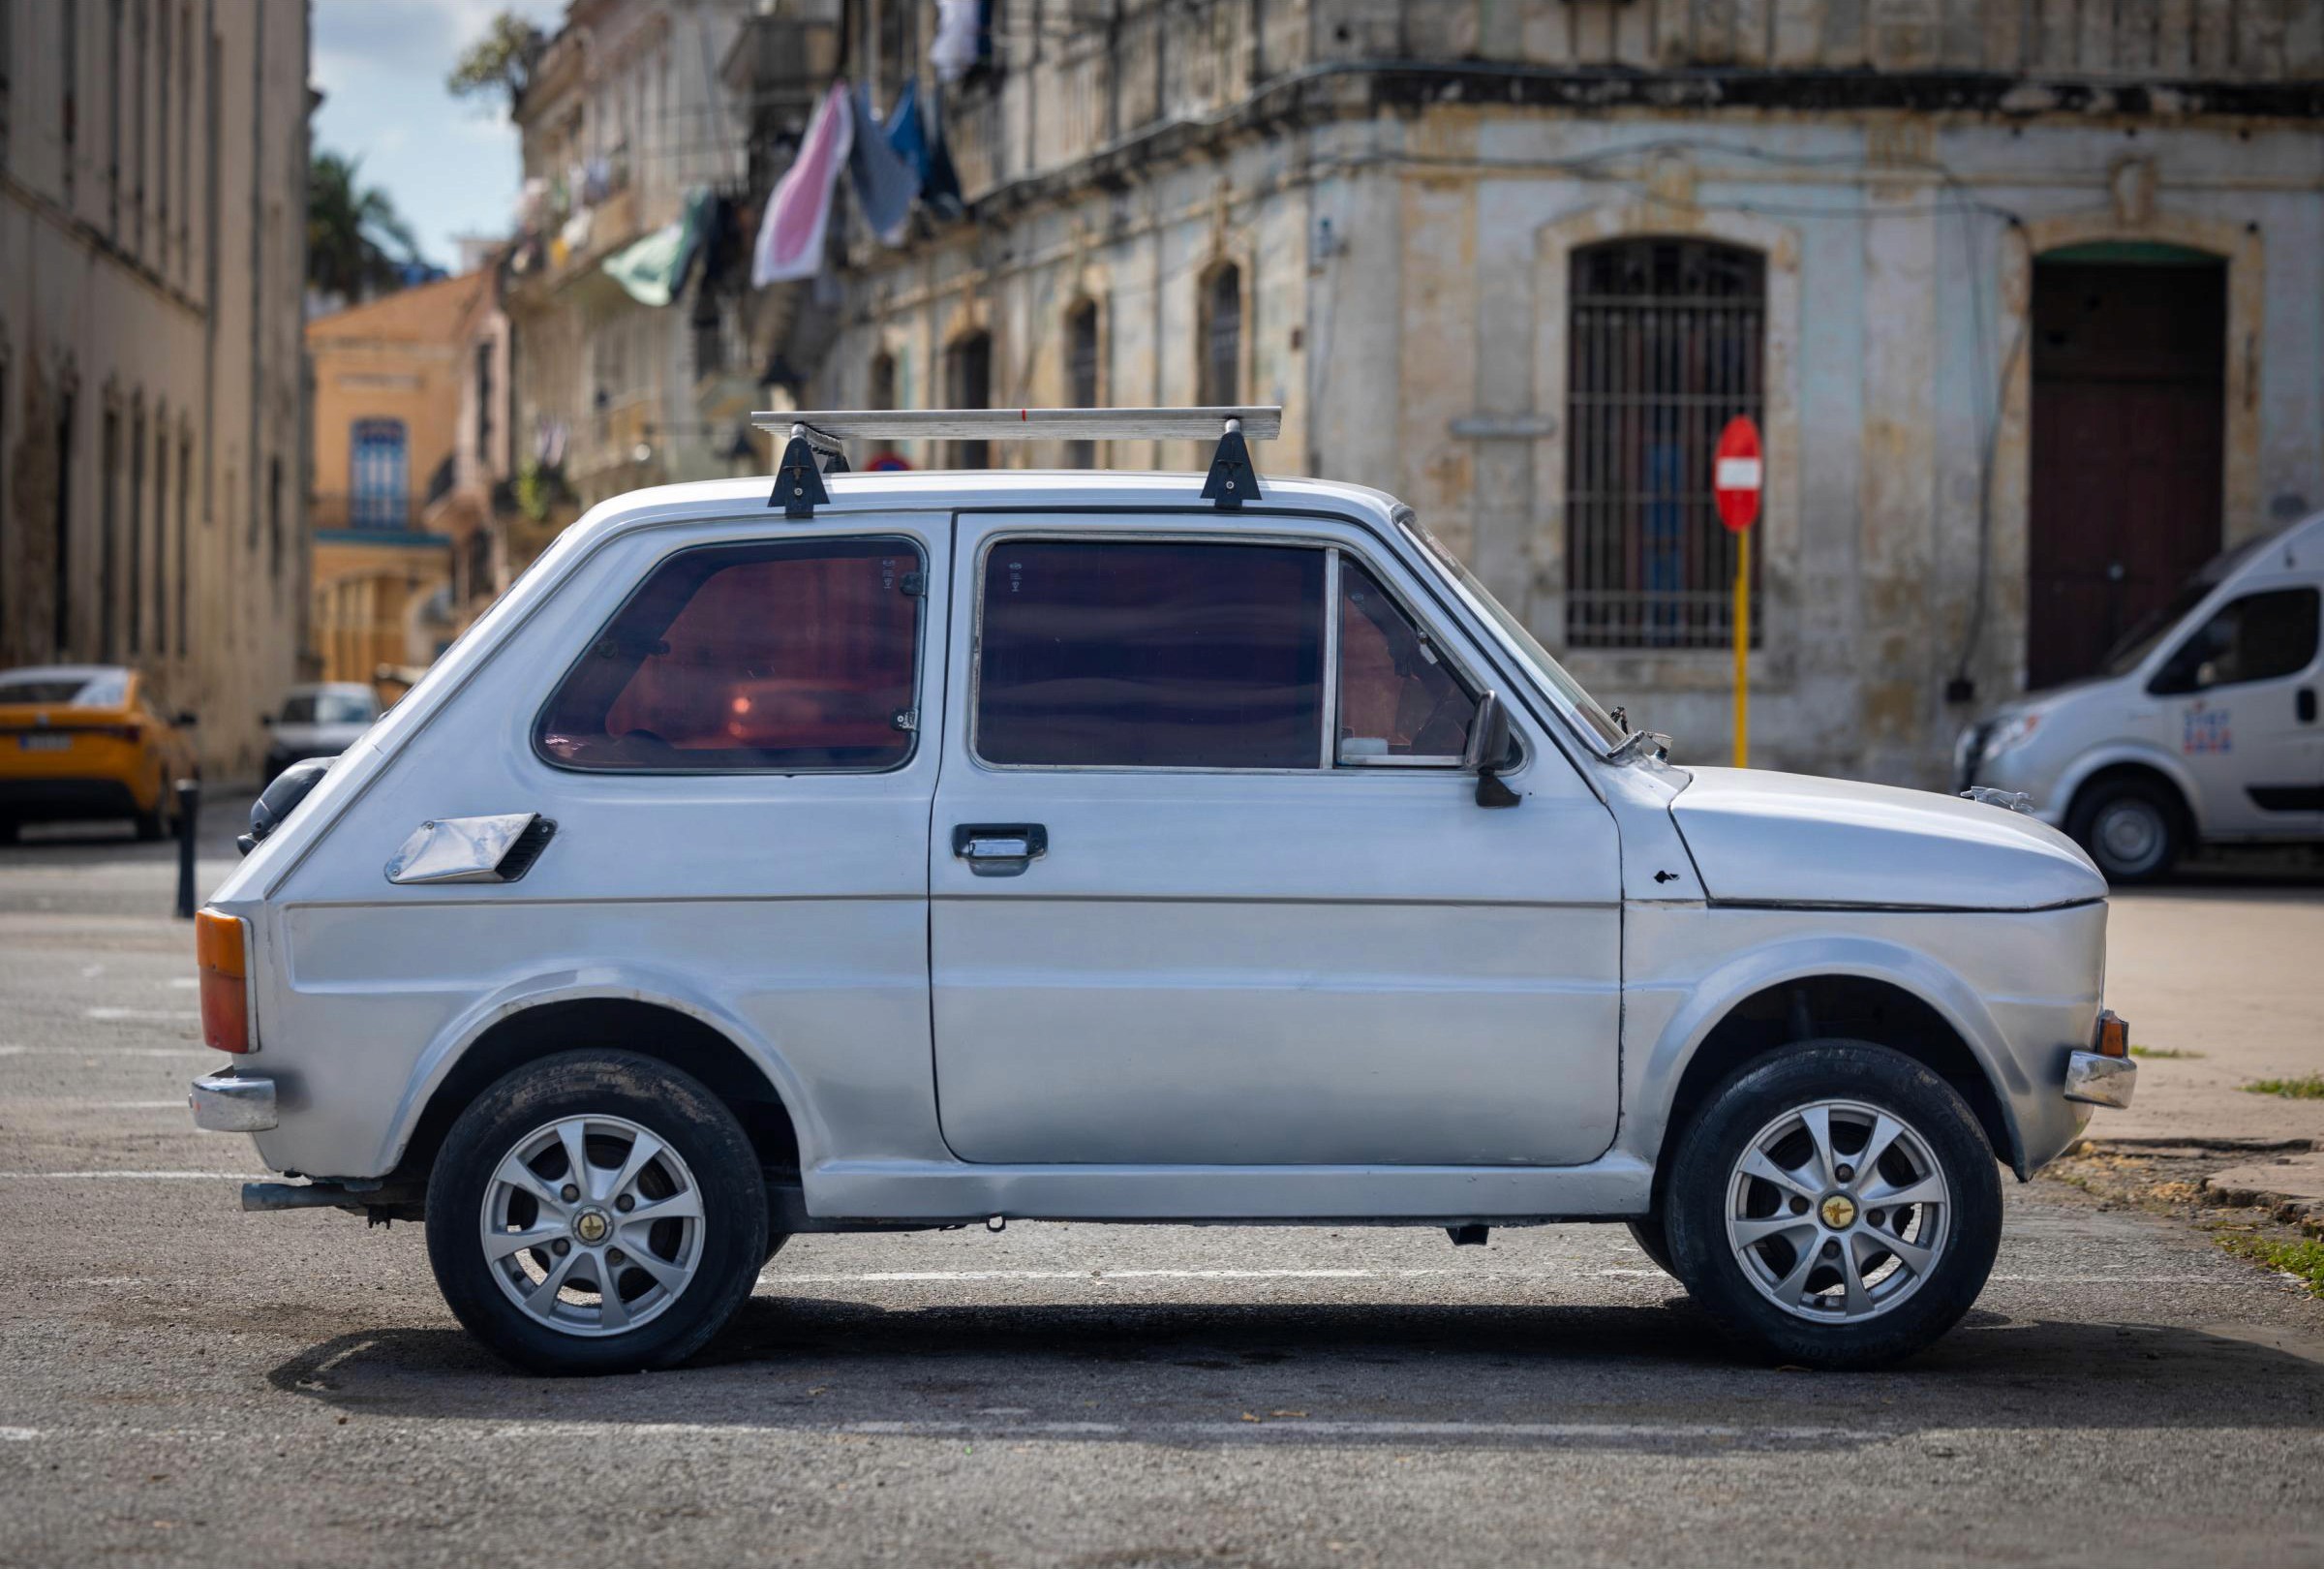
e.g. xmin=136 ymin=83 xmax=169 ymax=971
xmin=2028 ymin=258 xmax=2226 ymax=689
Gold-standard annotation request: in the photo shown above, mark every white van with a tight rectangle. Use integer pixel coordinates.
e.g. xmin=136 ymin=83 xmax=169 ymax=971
xmin=1959 ymin=511 xmax=2323 ymax=881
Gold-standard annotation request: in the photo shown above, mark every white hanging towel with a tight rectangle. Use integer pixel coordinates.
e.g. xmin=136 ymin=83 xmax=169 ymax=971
xmin=930 ymin=0 xmax=980 ymax=83
xmin=751 ymin=82 xmax=854 ymax=288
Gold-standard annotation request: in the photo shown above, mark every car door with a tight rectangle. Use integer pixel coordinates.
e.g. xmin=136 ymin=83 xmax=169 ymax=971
xmin=2148 ymin=583 xmax=2323 ymax=837
xmin=928 ymin=513 xmax=1624 ymax=1168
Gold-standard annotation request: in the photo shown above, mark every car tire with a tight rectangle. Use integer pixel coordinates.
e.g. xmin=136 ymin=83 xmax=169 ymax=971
xmin=1624 ymin=1217 xmax=1677 ymax=1278
xmin=1662 ymin=1042 xmax=2003 ymax=1370
xmin=425 ymin=1049 xmax=768 ymax=1375
xmin=2067 ymin=777 xmax=2181 ymax=883
xmin=133 ymin=778 xmax=168 ymax=842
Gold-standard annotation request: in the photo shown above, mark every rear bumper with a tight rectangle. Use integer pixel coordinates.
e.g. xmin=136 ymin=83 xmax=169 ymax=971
xmin=0 ymin=777 xmax=141 ymax=820
xmin=189 ymin=1069 xmax=277 ymax=1132
xmin=2064 ymin=1050 xmax=2137 ymax=1110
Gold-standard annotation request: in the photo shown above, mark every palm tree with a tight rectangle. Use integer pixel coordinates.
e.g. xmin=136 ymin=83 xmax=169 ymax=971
xmin=307 ymin=150 xmax=426 ymax=304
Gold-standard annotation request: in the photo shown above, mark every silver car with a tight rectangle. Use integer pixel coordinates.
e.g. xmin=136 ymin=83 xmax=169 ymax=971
xmin=189 ymin=409 xmax=2132 ymax=1375
xmin=261 ymin=682 xmax=381 ymax=781
xmin=1961 ymin=510 xmax=2322 ymax=881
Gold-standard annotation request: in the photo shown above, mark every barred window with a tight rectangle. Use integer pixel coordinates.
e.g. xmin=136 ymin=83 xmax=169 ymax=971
xmin=1566 ymin=238 xmax=1764 ymax=649
xmin=1199 ymin=263 xmax=1240 ymax=407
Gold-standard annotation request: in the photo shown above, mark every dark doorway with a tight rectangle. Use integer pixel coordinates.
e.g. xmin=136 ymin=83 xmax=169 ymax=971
xmin=944 ymin=331 xmax=992 ymax=470
xmin=2028 ymin=249 xmax=2226 ymax=689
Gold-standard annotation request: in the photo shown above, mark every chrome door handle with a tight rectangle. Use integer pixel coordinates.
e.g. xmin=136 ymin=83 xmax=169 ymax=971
xmin=952 ymin=823 xmax=1047 ymax=877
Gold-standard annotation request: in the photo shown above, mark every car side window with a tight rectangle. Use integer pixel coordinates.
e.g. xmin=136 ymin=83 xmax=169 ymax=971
xmin=975 ymin=539 xmax=1326 ymax=769
xmin=2149 ymin=587 xmax=2321 ymax=696
xmin=536 ymin=536 xmax=922 ymax=772
xmin=1336 ymin=558 xmax=1477 ymax=765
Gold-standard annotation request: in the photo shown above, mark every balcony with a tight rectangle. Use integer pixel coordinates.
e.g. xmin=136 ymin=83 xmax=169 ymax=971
xmin=309 ymin=494 xmax=447 ymax=549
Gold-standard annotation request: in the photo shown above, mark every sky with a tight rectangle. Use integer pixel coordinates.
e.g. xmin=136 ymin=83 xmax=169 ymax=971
xmin=310 ymin=0 xmax=566 ymax=271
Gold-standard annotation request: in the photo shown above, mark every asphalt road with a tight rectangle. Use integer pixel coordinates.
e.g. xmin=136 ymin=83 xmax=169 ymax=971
xmin=0 ymin=814 xmax=2320 ymax=1567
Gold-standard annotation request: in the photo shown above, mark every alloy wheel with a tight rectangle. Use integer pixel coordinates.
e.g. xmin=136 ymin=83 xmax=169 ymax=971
xmin=1725 ymin=1098 xmax=1951 ymax=1322
xmin=478 ymin=1114 xmax=705 ymax=1338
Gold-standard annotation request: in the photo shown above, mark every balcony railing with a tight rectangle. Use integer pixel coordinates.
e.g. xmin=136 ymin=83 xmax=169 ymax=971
xmin=310 ymin=494 xmax=440 ymax=538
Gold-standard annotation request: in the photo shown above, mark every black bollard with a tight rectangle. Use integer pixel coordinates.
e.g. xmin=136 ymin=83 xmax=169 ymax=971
xmin=173 ymin=779 xmax=199 ymax=919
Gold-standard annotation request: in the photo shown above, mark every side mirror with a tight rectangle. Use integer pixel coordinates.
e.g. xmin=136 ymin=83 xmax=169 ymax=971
xmin=175 ymin=710 xmax=199 ymax=727
xmin=1464 ymin=691 xmax=1520 ymax=809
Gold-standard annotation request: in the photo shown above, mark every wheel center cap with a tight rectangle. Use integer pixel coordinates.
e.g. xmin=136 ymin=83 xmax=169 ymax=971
xmin=1819 ymin=1193 xmax=1858 ymax=1229
xmin=573 ymin=1209 xmax=610 ymax=1244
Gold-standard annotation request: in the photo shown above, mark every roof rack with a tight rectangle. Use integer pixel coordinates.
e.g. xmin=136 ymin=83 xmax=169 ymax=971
xmin=750 ymin=406 xmax=1282 ymax=518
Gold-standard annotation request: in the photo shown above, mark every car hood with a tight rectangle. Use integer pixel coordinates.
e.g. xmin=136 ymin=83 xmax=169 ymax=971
xmin=1668 ymin=766 xmax=2107 ymax=910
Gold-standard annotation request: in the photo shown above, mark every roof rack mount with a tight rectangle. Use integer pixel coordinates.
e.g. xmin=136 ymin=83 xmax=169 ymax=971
xmin=753 ymin=406 xmax=1281 ymax=517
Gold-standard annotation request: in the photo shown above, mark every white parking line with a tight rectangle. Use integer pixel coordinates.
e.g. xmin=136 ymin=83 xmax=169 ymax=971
xmin=84 ymin=1007 xmax=199 ymax=1024
xmin=0 ymin=1428 xmax=40 ymax=1442
xmin=0 ymin=1046 xmax=211 ymax=1058
xmin=0 ymin=1171 xmax=260 ymax=1181
xmin=764 ymin=1266 xmax=2251 ymax=1287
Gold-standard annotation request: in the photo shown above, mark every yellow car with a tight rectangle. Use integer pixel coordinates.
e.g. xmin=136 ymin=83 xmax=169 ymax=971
xmin=0 ymin=665 xmax=200 ymax=842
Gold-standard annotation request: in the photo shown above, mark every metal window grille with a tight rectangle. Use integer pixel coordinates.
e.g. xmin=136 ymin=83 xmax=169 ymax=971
xmin=1566 ymin=238 xmax=1764 ymax=649
xmin=1200 ymin=265 xmax=1240 ymax=408
xmin=1064 ymin=300 xmax=1100 ymax=469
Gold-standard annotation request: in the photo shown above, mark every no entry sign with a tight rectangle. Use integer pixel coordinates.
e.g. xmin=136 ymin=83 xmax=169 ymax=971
xmin=1713 ymin=416 xmax=1762 ymax=533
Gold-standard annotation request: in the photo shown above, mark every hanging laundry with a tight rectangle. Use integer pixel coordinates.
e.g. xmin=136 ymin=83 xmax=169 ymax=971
xmin=602 ymin=187 xmax=715 ymax=307
xmin=752 ymin=82 xmax=853 ymax=288
xmin=848 ymin=86 xmax=918 ymax=246
xmin=929 ymin=0 xmax=980 ymax=83
xmin=884 ymin=79 xmax=964 ymax=221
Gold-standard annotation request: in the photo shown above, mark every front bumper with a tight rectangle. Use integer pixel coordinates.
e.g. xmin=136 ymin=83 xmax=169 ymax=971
xmin=2064 ymin=1051 xmax=2137 ymax=1110
xmin=189 ymin=1069 xmax=277 ymax=1132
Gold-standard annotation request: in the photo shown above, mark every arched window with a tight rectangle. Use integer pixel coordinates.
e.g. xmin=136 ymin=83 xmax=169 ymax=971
xmin=1199 ymin=263 xmax=1240 ymax=407
xmin=351 ymin=417 xmax=409 ymax=529
xmin=1064 ymin=298 xmax=1101 ymax=468
xmin=1566 ymin=237 xmax=1763 ymax=649
xmin=944 ymin=330 xmax=992 ymax=469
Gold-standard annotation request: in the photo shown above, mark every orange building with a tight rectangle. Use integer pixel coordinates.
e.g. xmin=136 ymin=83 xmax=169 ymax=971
xmin=305 ymin=272 xmax=487 ymax=687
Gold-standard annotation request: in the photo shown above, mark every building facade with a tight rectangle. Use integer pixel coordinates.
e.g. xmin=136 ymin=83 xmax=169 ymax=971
xmin=0 ymin=0 xmax=312 ymax=778
xmin=306 ymin=272 xmax=488 ymax=686
xmin=503 ymin=0 xmax=756 ymax=539
xmin=797 ymin=0 xmax=2324 ymax=786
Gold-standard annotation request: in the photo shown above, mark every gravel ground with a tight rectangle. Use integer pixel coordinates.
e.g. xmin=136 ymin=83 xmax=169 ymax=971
xmin=0 ymin=823 xmax=2320 ymax=1567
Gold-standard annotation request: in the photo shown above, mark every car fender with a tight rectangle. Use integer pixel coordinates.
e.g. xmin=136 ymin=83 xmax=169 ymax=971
xmin=2049 ymin=742 xmax=2205 ymax=836
xmin=1624 ymin=930 xmax=2038 ymax=1179
xmin=374 ymin=964 xmax=827 ymax=1177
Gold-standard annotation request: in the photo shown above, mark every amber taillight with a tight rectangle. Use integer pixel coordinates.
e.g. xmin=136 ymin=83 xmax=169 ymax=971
xmin=196 ymin=910 xmax=254 ymax=1053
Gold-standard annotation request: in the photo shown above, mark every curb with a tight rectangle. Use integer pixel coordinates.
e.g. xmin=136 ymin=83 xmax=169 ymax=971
xmin=2065 ymin=1136 xmax=2322 ymax=1229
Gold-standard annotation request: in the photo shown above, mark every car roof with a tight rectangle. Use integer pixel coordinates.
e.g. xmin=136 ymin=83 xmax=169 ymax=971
xmin=556 ymin=469 xmax=1408 ymax=554
xmin=286 ymin=682 xmax=376 ymax=697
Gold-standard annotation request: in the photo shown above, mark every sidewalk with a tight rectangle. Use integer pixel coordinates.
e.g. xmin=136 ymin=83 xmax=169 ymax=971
xmin=2081 ymin=879 xmax=2324 ymax=1216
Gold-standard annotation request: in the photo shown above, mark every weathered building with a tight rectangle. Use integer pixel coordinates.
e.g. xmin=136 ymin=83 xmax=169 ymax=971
xmin=802 ymin=0 xmax=2324 ymax=785
xmin=0 ymin=0 xmax=313 ymax=778
xmin=306 ymin=272 xmax=488 ymax=686
xmin=503 ymin=0 xmax=755 ymax=534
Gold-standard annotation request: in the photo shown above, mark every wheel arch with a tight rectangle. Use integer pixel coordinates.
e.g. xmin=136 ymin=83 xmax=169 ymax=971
xmin=379 ymin=975 xmax=816 ymax=1186
xmin=2057 ymin=749 xmax=2202 ymax=842
xmin=1633 ymin=942 xmax=2034 ymax=1184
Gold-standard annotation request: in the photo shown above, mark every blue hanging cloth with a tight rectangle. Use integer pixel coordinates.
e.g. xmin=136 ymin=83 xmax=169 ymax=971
xmin=884 ymin=78 xmax=964 ymax=222
xmin=849 ymin=85 xmax=920 ymax=246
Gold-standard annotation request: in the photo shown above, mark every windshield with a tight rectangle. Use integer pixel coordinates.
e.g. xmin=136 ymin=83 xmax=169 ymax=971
xmin=2104 ymin=529 xmax=2290 ymax=677
xmin=1396 ymin=513 xmax=1627 ymax=749
xmin=0 ymin=671 xmax=130 ymax=707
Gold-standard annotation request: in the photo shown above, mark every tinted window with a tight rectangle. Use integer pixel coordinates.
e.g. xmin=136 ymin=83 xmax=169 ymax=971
xmin=282 ymin=692 xmax=373 ymax=724
xmin=976 ymin=540 xmax=1325 ymax=768
xmin=1337 ymin=559 xmax=1475 ymax=762
xmin=538 ymin=538 xmax=921 ymax=771
xmin=2150 ymin=587 xmax=2320 ymax=695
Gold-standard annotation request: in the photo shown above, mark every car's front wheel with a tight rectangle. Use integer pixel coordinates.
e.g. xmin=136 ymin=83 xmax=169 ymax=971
xmin=1663 ymin=1043 xmax=2002 ymax=1369
xmin=424 ymin=1050 xmax=767 ymax=1374
xmin=2067 ymin=776 xmax=2181 ymax=883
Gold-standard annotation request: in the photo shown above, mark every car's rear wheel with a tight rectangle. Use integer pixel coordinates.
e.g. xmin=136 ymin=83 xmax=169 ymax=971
xmin=425 ymin=1050 xmax=767 ymax=1374
xmin=1663 ymin=1042 xmax=2002 ymax=1369
xmin=2067 ymin=777 xmax=2180 ymax=883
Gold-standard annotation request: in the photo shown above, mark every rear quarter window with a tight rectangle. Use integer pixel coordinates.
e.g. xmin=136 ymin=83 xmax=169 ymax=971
xmin=535 ymin=537 xmax=923 ymax=772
